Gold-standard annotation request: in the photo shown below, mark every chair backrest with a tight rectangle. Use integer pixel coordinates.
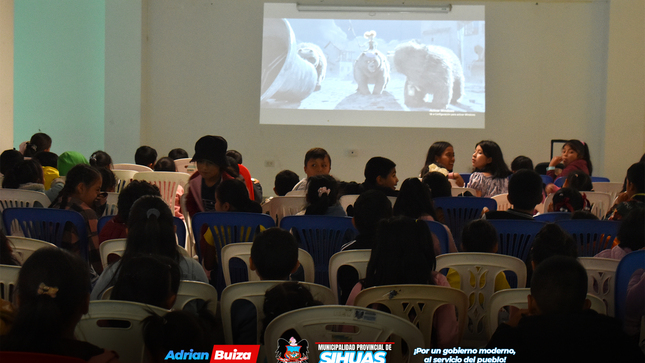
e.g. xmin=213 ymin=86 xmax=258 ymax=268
xmin=590 ymin=176 xmax=611 ymax=183
xmin=97 ymin=215 xmax=111 ymax=233
xmin=112 ymin=163 xmax=153 ymax=172
xmin=488 ymin=220 xmax=546 ymax=262
xmin=533 ymin=212 xmax=572 ymax=222
xmin=460 ymin=173 xmax=471 ymax=185
xmin=582 ymin=191 xmax=612 ymax=218
xmin=432 ymin=197 xmax=497 ymax=247
xmin=280 ymin=215 xmax=358 ymax=287
xmin=556 ymin=220 xmax=620 ymax=257
xmin=102 ymin=192 xmax=119 ymax=217
xmin=173 ymin=280 xmax=218 ymax=318
xmin=451 ymin=187 xmax=478 ymax=197
xmin=328 ymin=249 xmax=371 ymax=304
xmin=542 ymin=192 xmax=555 ymax=213
xmin=220 ymin=280 xmax=335 ymax=344
xmin=554 ymin=177 xmax=565 ymax=187
xmin=338 ymin=194 xmax=359 ymax=214
xmin=491 ymin=193 xmax=512 ymax=211
xmin=579 ymin=257 xmax=619 ymax=317
xmin=0 ymin=265 xmax=21 ymax=302
xmin=592 ymin=182 xmax=622 ymax=202
xmin=111 ymin=169 xmax=138 ymax=193
xmin=99 ymin=238 xmax=127 ymax=269
xmin=426 ymin=220 xmax=451 ymax=255
xmin=179 ymin=190 xmax=195 ymax=257
xmin=486 ymin=288 xmax=607 ymax=338
xmin=261 ymin=196 xmax=306 ymax=224
xmin=220 ymin=242 xmax=315 ymax=285
xmin=173 ymin=216 xmax=187 ymax=249
xmin=264 ymin=306 xmax=426 ymax=363
xmin=435 ymin=252 xmax=527 ymax=345
xmin=353 ymin=284 xmax=468 ymax=349
xmin=615 ymin=250 xmax=645 ymax=323
xmin=173 ymin=158 xmax=197 ymax=174
xmin=75 ymin=300 xmax=169 ymax=363
xmin=540 ymin=174 xmax=553 ymax=185
xmin=0 ymin=189 xmax=51 ymax=211
xmin=132 ymin=171 xmax=190 ymax=211
xmin=2 ymin=208 xmax=89 ymax=260
xmin=0 ymin=352 xmax=85 ymax=363
xmin=7 ymin=236 xmax=57 ymax=264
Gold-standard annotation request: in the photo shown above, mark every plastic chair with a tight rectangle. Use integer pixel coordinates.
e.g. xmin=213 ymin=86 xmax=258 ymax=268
xmin=99 ymin=238 xmax=126 ymax=269
xmin=556 ymin=220 xmax=620 ymax=257
xmin=590 ymin=176 xmax=611 ymax=183
xmin=220 ymin=242 xmax=315 ymax=285
xmin=0 ymin=189 xmax=51 ymax=210
xmin=592 ymin=182 xmax=623 ymax=202
xmin=328 ymin=249 xmax=371 ymax=304
xmin=615 ymin=250 xmax=645 ymax=323
xmin=264 ymin=306 xmax=426 ymax=363
xmin=102 ymin=192 xmax=119 ymax=217
xmin=488 ymin=220 xmax=546 ymax=262
xmin=280 ymin=215 xmax=357 ymax=287
xmin=433 ymin=197 xmax=497 ymax=248
xmin=426 ymin=220 xmax=451 ymax=255
xmin=435 ymin=252 xmax=527 ymax=346
xmin=112 ymin=163 xmax=153 ymax=172
xmin=579 ymin=257 xmax=619 ymax=317
xmin=533 ymin=212 xmax=572 ymax=222
xmin=173 ymin=280 xmax=218 ymax=318
xmin=220 ymin=280 xmax=335 ymax=344
xmin=460 ymin=173 xmax=471 ymax=185
xmin=173 ymin=158 xmax=197 ymax=174
xmin=7 ymin=236 xmax=57 ymax=264
xmin=179 ymin=189 xmax=195 ymax=257
xmin=132 ymin=171 xmax=190 ymax=211
xmin=0 ymin=265 xmax=20 ymax=302
xmin=542 ymin=193 xmax=555 ymax=213
xmin=75 ymin=300 xmax=169 ymax=363
xmin=582 ymin=191 xmax=612 ymax=219
xmin=111 ymin=169 xmax=137 ymax=193
xmin=173 ymin=216 xmax=187 ymax=249
xmin=339 ymin=194 xmax=359 ymax=214
xmin=554 ymin=177 xmax=565 ymax=187
xmin=2 ymin=208 xmax=89 ymax=260
xmin=0 ymin=352 xmax=85 ymax=363
xmin=353 ymin=284 xmax=468 ymax=349
xmin=261 ymin=196 xmax=306 ymax=224
xmin=491 ymin=193 xmax=512 ymax=211
xmin=540 ymin=175 xmax=553 ymax=185
xmin=97 ymin=215 xmax=111 ymax=233
xmin=451 ymin=187 xmax=478 ymax=197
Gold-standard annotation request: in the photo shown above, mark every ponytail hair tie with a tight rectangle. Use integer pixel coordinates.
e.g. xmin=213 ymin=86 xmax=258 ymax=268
xmin=579 ymin=139 xmax=586 ymax=146
xmin=318 ymin=186 xmax=330 ymax=197
xmin=37 ymin=283 xmax=58 ymax=298
xmin=146 ymin=208 xmax=160 ymax=219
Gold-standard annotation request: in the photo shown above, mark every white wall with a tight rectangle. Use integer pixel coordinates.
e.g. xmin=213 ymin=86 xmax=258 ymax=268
xmin=0 ymin=0 xmax=13 ymax=151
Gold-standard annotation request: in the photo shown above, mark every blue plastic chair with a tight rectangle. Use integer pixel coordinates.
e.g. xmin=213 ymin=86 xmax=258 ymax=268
xmin=540 ymin=175 xmax=553 ymax=185
xmin=97 ymin=215 xmax=111 ymax=233
xmin=432 ymin=197 xmax=497 ymax=248
xmin=554 ymin=177 xmax=565 ymax=187
xmin=426 ymin=220 xmax=450 ymax=255
xmin=487 ymin=220 xmax=546 ymax=262
xmin=615 ymin=250 xmax=645 ymax=323
xmin=556 ymin=220 xmax=621 ymax=257
xmin=533 ymin=212 xmax=572 ymax=222
xmin=280 ymin=215 xmax=357 ymax=287
xmin=591 ymin=176 xmax=610 ymax=183
xmin=97 ymin=215 xmax=186 ymax=248
xmin=2 ymin=207 xmax=89 ymax=260
xmin=460 ymin=173 xmax=471 ymax=185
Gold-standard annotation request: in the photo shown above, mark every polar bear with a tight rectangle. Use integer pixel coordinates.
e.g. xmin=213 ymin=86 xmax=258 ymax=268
xmin=297 ymin=43 xmax=327 ymax=92
xmin=354 ymin=50 xmax=390 ymax=95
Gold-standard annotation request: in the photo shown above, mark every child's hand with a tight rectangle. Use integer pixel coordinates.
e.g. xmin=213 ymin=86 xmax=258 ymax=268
xmin=549 ymin=156 xmax=562 ymax=167
xmin=452 ymin=173 xmax=465 ymax=187
xmin=545 ymin=183 xmax=559 ymax=195
xmin=505 ymin=308 xmax=530 ymax=327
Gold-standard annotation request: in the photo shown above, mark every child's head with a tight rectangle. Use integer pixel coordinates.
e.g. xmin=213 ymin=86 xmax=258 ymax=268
xmin=303 ymin=147 xmax=331 ymax=178
xmin=625 ymin=162 xmax=645 ymax=196
xmin=153 ymin=157 xmax=177 ymax=172
xmin=304 ymin=174 xmax=339 ymax=215
xmin=23 ymin=132 xmax=52 ymax=157
xmin=1 ymin=159 xmax=44 ymax=189
xmin=215 ymin=179 xmax=262 ymax=213
xmin=52 ymin=164 xmax=102 ymax=208
xmin=530 ymin=223 xmax=577 ymax=267
xmin=422 ymin=141 xmax=455 ymax=174
xmin=33 ymin=151 xmax=58 ymax=168
xmin=510 ymin=156 xmax=534 ymax=173
xmin=135 ymin=146 xmax=158 ymax=168
xmin=251 ymin=227 xmax=299 ymax=280
xmin=422 ymin=171 xmax=452 ymax=198
xmin=561 ymin=140 xmax=593 ymax=175
xmin=261 ymin=282 xmax=323 ymax=343
xmin=97 ymin=167 xmax=117 ymax=193
xmin=143 ymin=310 xmax=215 ymax=363
xmin=353 ymin=190 xmax=393 ymax=235
xmin=57 ymin=151 xmax=88 ymax=176
xmin=192 ymin=135 xmax=231 ymax=183
xmin=116 ymin=180 xmax=161 ymax=221
xmin=563 ymin=170 xmax=593 ymax=192
xmin=461 ymin=220 xmax=498 ymax=253
xmin=274 ymin=170 xmax=300 ymax=196
xmin=226 ymin=150 xmax=243 ymax=165
xmin=111 ymin=254 xmax=180 ymax=309
xmin=125 ymin=196 xmax=179 ymax=261
xmin=393 ymin=177 xmax=436 ymax=219
xmin=89 ymin=150 xmax=113 ymax=169
xmin=529 ymin=256 xmax=588 ymax=315
xmin=508 ymin=169 xmax=543 ymax=211
xmin=551 ymin=187 xmax=589 ymax=213
xmin=616 ymin=206 xmax=644 ymax=252
xmin=1 ymin=149 xmax=24 ymax=175
xmin=364 ymin=156 xmax=398 ymax=190
xmin=472 ymin=140 xmax=511 ymax=178
xmin=168 ymin=148 xmax=189 ymax=160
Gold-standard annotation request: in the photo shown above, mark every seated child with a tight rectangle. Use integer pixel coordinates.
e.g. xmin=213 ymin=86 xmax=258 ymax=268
xmin=33 ymin=151 xmax=59 ymax=190
xmin=274 ymin=170 xmax=300 ymax=196
xmin=89 ymin=150 xmax=113 ymax=169
xmin=595 ymin=206 xmax=644 ymax=260
xmin=422 ymin=171 xmax=453 ymax=198
xmin=563 ymin=170 xmax=593 ymax=191
xmin=290 ymin=148 xmax=331 ymax=193
xmin=340 ymin=156 xmax=399 ymax=197
xmin=485 ymin=169 xmax=543 ymax=219
xmin=606 ymin=162 xmax=644 ymax=220
xmin=94 ymin=167 xmax=117 ymax=217
xmin=1 ymin=160 xmax=48 ymax=202
xmin=510 ymin=156 xmax=533 ymax=173
xmin=214 ymin=179 xmax=262 ymax=214
xmin=342 ymin=190 xmax=393 ymax=251
xmin=168 ymin=148 xmax=189 ymax=160
xmin=298 ymin=174 xmax=345 ymax=216
xmin=548 ymin=187 xmax=591 ymax=213
xmin=135 ymin=145 xmax=157 ymax=169
xmin=0 ymin=149 xmax=24 ymax=176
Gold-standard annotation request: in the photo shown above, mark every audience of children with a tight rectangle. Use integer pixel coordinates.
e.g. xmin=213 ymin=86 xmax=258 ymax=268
xmin=466 ymin=140 xmax=511 ymax=198
xmin=299 ymin=174 xmax=345 ymax=216
xmin=484 ymin=169 xmax=543 ymax=219
xmin=134 ymin=146 xmax=157 ymax=169
xmin=273 ymin=169 xmax=300 ymax=196
xmin=290 ymin=147 xmax=332 ymax=193
xmin=420 ymin=141 xmax=465 ymax=187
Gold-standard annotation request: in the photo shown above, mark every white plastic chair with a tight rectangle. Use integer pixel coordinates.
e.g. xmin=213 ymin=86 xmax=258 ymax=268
xmin=75 ymin=300 xmax=169 ymax=363
xmin=102 ymin=192 xmax=119 ymax=216
xmin=486 ymin=288 xmax=607 ymax=338
xmin=264 ymin=306 xmax=426 ymax=363
xmin=353 ymin=284 xmax=468 ymax=349
xmin=543 ymin=193 xmax=555 ymax=213
xmin=582 ymin=191 xmax=612 ymax=219
xmin=179 ymin=187 xmax=196 ymax=258
xmin=435 ymin=252 xmax=527 ymax=347
xmin=328 ymin=249 xmax=371 ymax=304
xmin=451 ymin=187 xmax=478 ymax=197
xmin=220 ymin=280 xmax=335 ymax=345
xmin=339 ymin=194 xmax=359 ymax=213
xmin=491 ymin=193 xmax=512 ymax=211
xmin=133 ymin=171 xmax=190 ymax=211
xmin=173 ymin=158 xmax=196 ymax=174
xmin=111 ymin=170 xmax=137 ymax=193
xmin=579 ymin=257 xmax=619 ymax=317
xmin=112 ymin=163 xmax=153 ymax=172
xmin=99 ymin=238 xmax=126 ymax=269
xmin=261 ymin=196 xmax=306 ymax=224
xmin=0 ymin=189 xmax=51 ymax=210
xmin=173 ymin=280 xmax=218 ymax=318
xmin=0 ymin=265 xmax=21 ymax=302
xmin=592 ymin=182 xmax=623 ymax=203
xmin=221 ymin=242 xmax=315 ymax=285
xmin=7 ymin=236 xmax=57 ymax=264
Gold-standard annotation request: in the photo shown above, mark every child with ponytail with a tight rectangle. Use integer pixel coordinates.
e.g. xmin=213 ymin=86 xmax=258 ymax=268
xmin=302 ymin=174 xmax=345 ymax=216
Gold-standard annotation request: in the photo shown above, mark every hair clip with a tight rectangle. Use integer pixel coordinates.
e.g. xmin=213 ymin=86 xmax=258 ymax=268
xmin=37 ymin=283 xmax=59 ymax=298
xmin=318 ymin=186 xmax=330 ymax=197
xmin=146 ymin=208 xmax=160 ymax=219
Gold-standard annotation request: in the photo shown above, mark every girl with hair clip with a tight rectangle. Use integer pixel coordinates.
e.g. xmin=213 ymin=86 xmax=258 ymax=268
xmin=22 ymin=132 xmax=52 ymax=157
xmin=466 ymin=140 xmax=512 ymax=198
xmin=1 ymin=159 xmax=49 ymax=199
xmin=300 ymin=174 xmax=345 ymax=216
xmin=420 ymin=141 xmax=464 ymax=187
xmin=547 ymin=187 xmax=591 ymax=213
xmin=89 ymin=150 xmax=113 ymax=169
xmin=90 ymin=196 xmax=207 ymax=300
xmin=0 ymin=247 xmax=120 ymax=362
xmin=563 ymin=170 xmax=593 ymax=192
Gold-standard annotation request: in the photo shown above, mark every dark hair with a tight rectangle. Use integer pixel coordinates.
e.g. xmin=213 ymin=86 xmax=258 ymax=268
xmin=511 ymin=156 xmax=534 ymax=172
xmin=168 ymin=148 xmax=189 ymax=160
xmin=226 ymin=150 xmax=243 ymax=165
xmin=508 ymin=169 xmax=543 ymax=210
xmin=32 ymin=151 xmax=58 ymax=168
xmin=135 ymin=146 xmax=157 ymax=167
xmin=304 ymin=147 xmax=331 ymax=166
xmin=421 ymin=141 xmax=453 ymax=175
xmin=474 ymin=140 xmax=511 ymax=179
xmin=626 ymin=162 xmax=645 ymax=194
xmin=274 ymin=170 xmax=300 ymax=196
xmin=565 ymin=170 xmax=593 ymax=192
xmin=2 ymin=248 xmax=89 ymax=352
xmin=563 ymin=140 xmax=593 ymax=175
xmin=89 ymin=150 xmax=113 ymax=169
xmin=111 ymin=254 xmax=180 ymax=309
xmin=227 ymin=156 xmax=240 ymax=175
xmin=617 ymin=206 xmax=644 ymax=251
xmin=1 ymin=149 xmax=24 ymax=175
xmin=251 ymin=227 xmax=299 ymax=280
xmin=531 ymin=256 xmax=588 ymax=315
xmin=116 ymin=180 xmax=161 ymax=221
xmin=364 ymin=216 xmax=436 ymax=288
xmin=462 ymin=220 xmax=498 ymax=252
xmin=97 ymin=167 xmax=117 ymax=192
xmin=353 ymin=190 xmax=393 ymax=234
xmin=123 ymin=196 xmax=179 ymax=262
xmin=305 ymin=174 xmax=339 ymax=215
xmin=23 ymin=133 xmax=52 ymax=157
xmin=552 ymin=188 xmax=589 ymax=213
xmin=143 ymin=310 xmax=215 ymax=362
xmin=364 ymin=157 xmax=396 ymax=187
xmin=530 ymin=224 xmax=577 ymax=265
xmin=393 ymin=178 xmax=436 ymax=220
xmin=216 ymin=179 xmax=262 ymax=213
xmin=0 ymin=230 xmax=20 ymax=266
xmin=2 ymin=159 xmax=44 ymax=189
xmin=153 ymin=157 xmax=177 ymax=172
xmin=422 ymin=172 xmax=452 ymax=198
xmin=49 ymin=164 xmax=101 ymax=209
xmin=570 ymin=211 xmax=599 ymax=220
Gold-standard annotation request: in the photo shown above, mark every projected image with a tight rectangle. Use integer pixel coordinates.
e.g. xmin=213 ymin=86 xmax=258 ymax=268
xmin=261 ymin=18 xmax=485 ymax=113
